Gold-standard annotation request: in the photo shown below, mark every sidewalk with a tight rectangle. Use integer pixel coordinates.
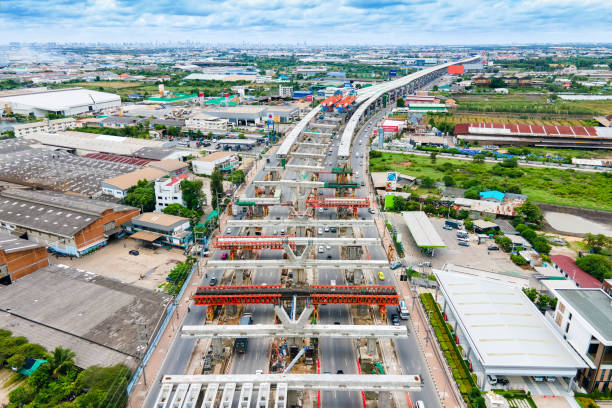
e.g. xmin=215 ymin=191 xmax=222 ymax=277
xmin=400 ymin=282 xmax=464 ymax=408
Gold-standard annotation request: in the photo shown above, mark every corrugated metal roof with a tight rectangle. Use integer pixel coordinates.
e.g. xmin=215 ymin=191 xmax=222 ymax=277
xmin=401 ymin=211 xmax=445 ymax=248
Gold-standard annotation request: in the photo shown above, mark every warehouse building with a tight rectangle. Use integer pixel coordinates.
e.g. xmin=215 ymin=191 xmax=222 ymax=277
xmin=0 ymin=147 xmax=139 ymax=197
xmin=435 ymin=270 xmax=586 ymax=391
xmin=454 ymin=122 xmax=612 ymax=149
xmin=184 ymin=112 xmax=229 ymax=133
xmin=200 ymin=105 xmax=268 ymax=125
xmin=146 ymin=159 xmax=189 ymax=177
xmin=0 ymin=231 xmax=48 ymax=284
xmin=266 ymin=105 xmax=300 ymax=122
xmin=21 ymin=130 xmax=168 ymax=156
xmin=0 ymin=189 xmax=139 ymax=257
xmin=101 ymin=167 xmax=167 ymax=198
xmin=548 ymin=289 xmax=612 ymax=392
xmin=0 ymin=87 xmax=121 ymax=118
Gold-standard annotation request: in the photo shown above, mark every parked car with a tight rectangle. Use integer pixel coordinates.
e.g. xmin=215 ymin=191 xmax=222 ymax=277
xmin=225 ymin=227 xmax=232 ymax=234
xmin=327 ymin=254 xmax=332 ymax=259
xmin=129 ymin=249 xmax=139 ymax=256
xmin=497 ymin=377 xmax=509 ymax=385
xmin=209 ymin=277 xmax=217 ymax=286
xmin=443 ymin=225 xmax=453 ymax=230
xmin=488 ymin=375 xmax=498 ymax=385
xmin=318 ymin=227 xmax=324 ymax=235
xmin=324 ymin=226 xmax=330 ymax=232
xmin=330 ymin=227 xmax=337 ymax=233
xmin=391 ymin=313 xmax=400 ymax=326
xmin=418 ymin=261 xmax=432 ymax=267
xmin=487 ymin=245 xmax=499 ymax=251
xmin=318 ymin=245 xmax=325 ymax=253
xmin=458 ymin=241 xmax=470 ymax=247
xmin=378 ymin=271 xmax=385 ymax=281
xmin=390 ymin=261 xmax=402 ymax=270
xmin=368 ymin=208 xmax=376 ymax=214
xmin=221 ymin=253 xmax=229 ymax=260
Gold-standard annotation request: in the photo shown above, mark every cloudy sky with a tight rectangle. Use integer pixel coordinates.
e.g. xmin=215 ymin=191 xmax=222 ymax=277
xmin=0 ymin=0 xmax=610 ymax=45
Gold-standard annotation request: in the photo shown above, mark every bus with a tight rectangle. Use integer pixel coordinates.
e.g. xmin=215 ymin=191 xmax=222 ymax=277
xmin=398 ymin=300 xmax=410 ymax=320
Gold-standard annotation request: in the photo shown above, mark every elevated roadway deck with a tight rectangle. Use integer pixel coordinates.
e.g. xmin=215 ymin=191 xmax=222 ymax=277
xmin=181 ymin=324 xmax=408 ymax=339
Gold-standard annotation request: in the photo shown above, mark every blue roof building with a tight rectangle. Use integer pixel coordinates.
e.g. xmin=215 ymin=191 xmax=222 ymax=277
xmin=479 ymin=190 xmax=505 ymax=202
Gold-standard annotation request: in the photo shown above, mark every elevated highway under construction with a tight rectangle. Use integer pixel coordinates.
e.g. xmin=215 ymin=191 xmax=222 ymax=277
xmin=147 ymin=58 xmax=476 ymax=408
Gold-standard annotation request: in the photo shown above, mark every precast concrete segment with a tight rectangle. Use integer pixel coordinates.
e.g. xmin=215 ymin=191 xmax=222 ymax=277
xmin=183 ymin=383 xmax=201 ymax=408
xmin=219 ymin=382 xmax=236 ymax=408
xmin=274 ymin=383 xmax=288 ymax=408
xmin=338 ymin=56 xmax=480 ymax=159
xmin=252 ymin=180 xmax=325 ymax=188
xmin=257 ymin=383 xmax=271 ymax=408
xmin=181 ymin=324 xmax=408 ymax=339
xmin=160 ymin=374 xmax=423 ymax=392
xmin=206 ymin=259 xmax=390 ymax=270
xmin=201 ymin=383 xmax=219 ymax=408
xmin=277 ymin=106 xmax=321 ymax=156
xmin=153 ymin=383 xmax=172 ymax=408
xmin=238 ymin=383 xmax=253 ymax=408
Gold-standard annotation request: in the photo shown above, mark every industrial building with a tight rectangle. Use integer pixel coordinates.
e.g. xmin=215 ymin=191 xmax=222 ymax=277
xmin=0 ymin=264 xmax=171 ymax=369
xmin=0 ymin=146 xmax=140 ymax=197
xmin=0 ymin=189 xmax=139 ymax=257
xmin=127 ymin=212 xmax=192 ymax=249
xmin=454 ymin=122 xmax=612 ymax=149
xmin=192 ymin=151 xmax=239 ymax=175
xmin=548 ymin=288 xmax=612 ymax=392
xmin=0 ymin=231 xmax=48 ymax=284
xmin=101 ymin=167 xmax=167 ymax=198
xmin=0 ymin=87 xmax=121 ymax=118
xmin=13 ymin=118 xmax=76 ymax=137
xmin=435 ymin=270 xmax=586 ymax=390
xmin=199 ymin=105 xmax=268 ymax=125
xmin=266 ymin=105 xmax=300 ymax=122
xmin=21 ymin=130 xmax=169 ymax=156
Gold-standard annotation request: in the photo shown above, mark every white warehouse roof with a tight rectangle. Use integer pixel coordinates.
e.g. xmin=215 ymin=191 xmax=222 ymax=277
xmin=0 ymin=87 xmax=120 ymax=112
xmin=435 ymin=270 xmax=586 ymax=376
xmin=401 ymin=211 xmax=445 ymax=248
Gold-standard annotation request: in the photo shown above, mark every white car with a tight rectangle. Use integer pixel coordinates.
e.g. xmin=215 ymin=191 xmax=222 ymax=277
xmin=318 ymin=245 xmax=325 ymax=253
xmin=324 ymin=226 xmax=330 ymax=232
xmin=318 ymin=227 xmax=324 ymax=235
xmin=326 ymin=244 xmax=331 ymax=250
xmin=225 ymin=227 xmax=232 ymax=234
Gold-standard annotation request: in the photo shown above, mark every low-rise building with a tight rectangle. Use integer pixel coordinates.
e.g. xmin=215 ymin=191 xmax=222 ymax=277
xmin=154 ymin=174 xmax=188 ymax=212
xmin=192 ymin=152 xmax=239 ymax=175
xmin=0 ymin=189 xmax=139 ymax=257
xmin=548 ymin=288 xmax=612 ymax=392
xmin=147 ymin=159 xmax=189 ymax=177
xmin=279 ymin=85 xmax=293 ymax=98
xmin=0 ymin=231 xmax=49 ymax=284
xmin=184 ymin=113 xmax=229 ymax=133
xmin=101 ymin=167 xmax=167 ymax=198
xmin=13 ymin=118 xmax=76 ymax=137
xmin=128 ymin=212 xmax=192 ymax=249
xmin=550 ymin=255 xmax=602 ymax=289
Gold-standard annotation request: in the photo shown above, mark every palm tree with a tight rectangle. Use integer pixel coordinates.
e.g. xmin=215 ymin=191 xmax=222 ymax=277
xmin=51 ymin=347 xmax=76 ymax=376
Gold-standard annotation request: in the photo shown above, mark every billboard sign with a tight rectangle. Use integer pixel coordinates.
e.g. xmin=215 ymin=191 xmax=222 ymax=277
xmin=386 ymin=172 xmax=398 ymax=191
xmin=389 ymin=69 xmax=397 ymax=77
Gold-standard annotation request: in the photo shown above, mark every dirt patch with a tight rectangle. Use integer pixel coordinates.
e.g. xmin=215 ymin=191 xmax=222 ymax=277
xmin=0 ymin=368 xmax=24 ymax=406
xmin=401 ymin=162 xmax=412 ymax=166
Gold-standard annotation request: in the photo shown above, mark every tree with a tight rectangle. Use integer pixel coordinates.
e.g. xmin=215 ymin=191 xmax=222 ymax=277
xmin=180 ymin=179 xmax=204 ymax=211
xmin=421 ymin=176 xmax=436 ymax=188
xmin=575 ymin=254 xmax=612 ymax=281
xmin=464 ymin=187 xmax=480 ymax=199
xmin=494 ymin=235 xmax=513 ymax=252
xmin=523 ymin=288 xmax=538 ymax=302
xmin=124 ymin=180 xmax=155 ymax=212
xmin=228 ymin=169 xmax=245 ymax=186
xmin=163 ymin=203 xmax=199 ymax=225
xmin=500 ymin=157 xmax=518 ymax=168
xmin=210 ymin=167 xmax=224 ymax=210
xmin=584 ymin=233 xmax=611 ymax=254
xmin=443 ymin=175 xmax=455 ymax=187
xmin=396 ymin=97 xmax=405 ymax=108
xmin=489 ymin=77 xmax=506 ymax=88
xmin=514 ymin=200 xmax=543 ymax=228
xmin=430 ymin=152 xmax=437 ymax=163
xmin=51 ymin=346 xmax=76 ymax=377
xmin=472 ymin=154 xmax=485 ymax=164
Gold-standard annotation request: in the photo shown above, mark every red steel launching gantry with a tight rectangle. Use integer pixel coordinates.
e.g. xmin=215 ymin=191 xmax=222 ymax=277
xmin=336 ymin=95 xmax=356 ymax=109
xmin=212 ymin=235 xmax=296 ymax=251
xmin=320 ymin=94 xmax=343 ymax=111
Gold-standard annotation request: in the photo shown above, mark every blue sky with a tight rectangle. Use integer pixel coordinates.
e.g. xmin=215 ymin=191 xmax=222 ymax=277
xmin=0 ymin=0 xmax=610 ymax=44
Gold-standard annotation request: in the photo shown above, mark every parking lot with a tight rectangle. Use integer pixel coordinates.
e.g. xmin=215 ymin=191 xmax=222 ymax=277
xmin=56 ymin=237 xmax=185 ymax=291
xmin=388 ymin=213 xmax=523 ymax=275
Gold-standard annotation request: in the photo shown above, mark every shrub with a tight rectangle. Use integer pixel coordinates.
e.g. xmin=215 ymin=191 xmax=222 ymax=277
xmin=511 ymin=254 xmax=528 ymax=266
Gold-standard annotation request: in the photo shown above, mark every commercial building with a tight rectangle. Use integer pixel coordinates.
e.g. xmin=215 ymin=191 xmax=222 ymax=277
xmin=266 ymin=105 xmax=300 ymax=122
xmin=0 ymin=231 xmax=48 ymax=284
xmin=279 ymin=85 xmax=293 ymax=98
xmin=548 ymin=289 xmax=612 ymax=392
xmin=13 ymin=118 xmax=76 ymax=137
xmin=128 ymin=212 xmax=192 ymax=249
xmin=184 ymin=113 xmax=229 ymax=133
xmin=154 ymin=174 xmax=188 ymax=212
xmin=550 ymin=255 xmax=602 ymax=289
xmin=0 ymin=189 xmax=139 ymax=257
xmin=454 ymin=122 xmax=612 ymax=149
xmin=146 ymin=159 xmax=189 ymax=177
xmin=0 ymin=87 xmax=121 ymax=118
xmin=435 ymin=270 xmax=586 ymax=390
xmin=101 ymin=167 xmax=167 ymax=199
xmin=192 ymin=151 xmax=239 ymax=175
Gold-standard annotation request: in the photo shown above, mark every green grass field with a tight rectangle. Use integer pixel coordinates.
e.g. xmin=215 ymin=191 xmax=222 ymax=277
xmin=370 ymin=152 xmax=612 ymax=211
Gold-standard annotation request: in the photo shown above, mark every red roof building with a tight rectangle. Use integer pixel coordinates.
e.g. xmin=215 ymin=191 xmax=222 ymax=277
xmin=550 ymin=255 xmax=602 ymax=289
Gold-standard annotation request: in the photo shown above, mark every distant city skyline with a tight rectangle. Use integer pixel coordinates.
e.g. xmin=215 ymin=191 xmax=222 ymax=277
xmin=1 ymin=0 xmax=611 ymax=45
